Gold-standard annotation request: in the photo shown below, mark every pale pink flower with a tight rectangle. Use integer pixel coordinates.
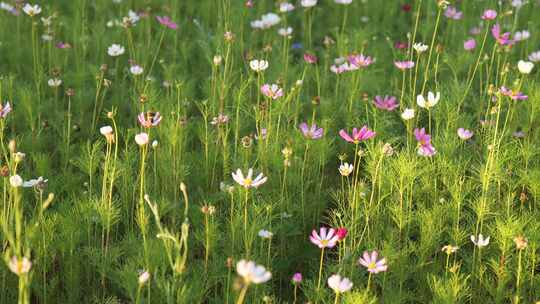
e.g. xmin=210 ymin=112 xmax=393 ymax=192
xmin=358 ymin=250 xmax=388 ymax=274
xmin=394 ymin=60 xmax=415 ymax=70
xmin=339 ymin=126 xmax=376 ymax=144
xmin=309 ymin=227 xmax=339 ymax=249
xmin=261 ymin=84 xmax=284 ymax=100
xmin=156 ymin=16 xmax=178 ymax=30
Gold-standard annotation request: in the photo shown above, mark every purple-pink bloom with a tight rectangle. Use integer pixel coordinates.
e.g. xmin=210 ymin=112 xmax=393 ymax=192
xmin=347 ymin=54 xmax=374 ymax=69
xmin=56 ymin=42 xmax=72 ymax=49
xmin=0 ymin=102 xmax=11 ymax=118
xmin=156 ymin=16 xmax=178 ymax=30
xmin=304 ymin=52 xmax=318 ymax=64
xmin=457 ymin=128 xmax=474 ymax=140
xmin=310 ymin=227 xmax=340 ymax=249
xmin=491 ymin=24 xmax=513 ymax=46
xmin=358 ymin=251 xmax=388 ymax=274
xmin=138 ymin=111 xmax=162 ymax=128
xmin=464 ymin=39 xmax=476 ymax=51
xmin=299 ymin=122 xmax=324 ymax=139
xmin=481 ymin=9 xmax=497 ymax=20
xmin=261 ymin=84 xmax=284 ymax=100
xmin=339 ymin=126 xmax=376 ymax=144
xmin=414 ymin=128 xmax=436 ymax=157
xmin=444 ymin=6 xmax=463 ymax=20
xmin=394 ymin=60 xmax=415 ymax=70
xmin=330 ymin=63 xmax=349 ymax=74
xmin=292 ymin=273 xmax=303 ymax=284
xmin=373 ymin=95 xmax=399 ymax=111
xmin=500 ymin=86 xmax=528 ymax=100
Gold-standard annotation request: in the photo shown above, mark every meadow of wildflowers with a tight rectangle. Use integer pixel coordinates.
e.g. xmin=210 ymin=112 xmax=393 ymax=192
xmin=0 ymin=0 xmax=539 ymax=303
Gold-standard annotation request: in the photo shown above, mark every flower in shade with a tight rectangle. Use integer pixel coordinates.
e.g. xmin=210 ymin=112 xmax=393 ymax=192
xmin=517 ymin=60 xmax=534 ymax=74
xmin=156 ymin=16 xmax=178 ymax=30
xmin=48 ymin=78 xmax=62 ymax=87
xmin=373 ymin=95 xmax=399 ymax=111
xmin=339 ymin=126 xmax=376 ymax=144
xmin=394 ymin=60 xmax=415 ymax=70
xmin=301 ymin=0 xmax=318 ymax=8
xmin=336 ymin=227 xmax=348 ymax=241
xmin=277 ymin=27 xmax=293 ymax=37
xmin=211 ymin=113 xmax=229 ymax=125
xmin=327 ymin=274 xmax=353 ymax=293
xmin=261 ymin=84 xmax=284 ymax=100
xmin=304 ymin=52 xmax=318 ymax=64
xmin=401 ymin=108 xmax=415 ymax=120
xmin=280 ymin=2 xmax=295 ymax=12
xmin=444 ymin=6 xmax=462 ymax=20
xmin=250 ymin=59 xmax=269 ymax=72
xmin=135 ymin=133 xmax=149 ymax=146
xmin=107 ymin=44 xmax=125 ymax=57
xmin=236 ymin=260 xmax=272 ymax=284
xmin=138 ymin=112 xmax=162 ymax=128
xmin=464 ymin=39 xmax=476 ymax=51
xmin=358 ymin=250 xmax=388 ymax=274
xmin=414 ymin=128 xmax=436 ymax=157
xmin=339 ymin=163 xmax=353 ymax=177
xmin=291 ymin=273 xmax=303 ymax=284
xmin=299 ymin=122 xmax=323 ymax=139
xmin=232 ymin=168 xmax=267 ymax=189
xmin=130 ymin=65 xmax=144 ymax=75
xmin=258 ymin=229 xmax=273 ymax=239
xmin=514 ymin=30 xmax=530 ymax=42
xmin=491 ymin=24 xmax=513 ymax=46
xmin=23 ymin=4 xmax=41 ymax=16
xmin=499 ymin=87 xmax=528 ymax=100
xmin=8 ymin=256 xmax=32 ymax=276
xmin=481 ymin=9 xmax=497 ymax=20
xmin=513 ymin=235 xmax=528 ymax=250
xmin=138 ymin=270 xmax=150 ymax=285
xmin=310 ymin=227 xmax=339 ymax=249
xmin=528 ymin=51 xmax=540 ymax=62
xmin=442 ymin=245 xmax=459 ymax=254
xmin=347 ymin=54 xmax=374 ymax=69
xmin=413 ymin=43 xmax=428 ymax=53
xmin=417 ymin=91 xmax=440 ymax=108
xmin=0 ymin=102 xmax=11 ymax=118
xmin=471 ymin=234 xmax=490 ymax=248
xmin=23 ymin=176 xmax=48 ymax=189
xmin=457 ymin=128 xmax=473 ymax=140
xmin=394 ymin=41 xmax=408 ymax=50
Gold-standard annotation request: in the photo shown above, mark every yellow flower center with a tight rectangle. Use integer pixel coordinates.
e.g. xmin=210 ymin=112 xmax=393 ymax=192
xmin=244 ymin=178 xmax=252 ymax=186
xmin=321 ymin=240 xmax=328 ymax=246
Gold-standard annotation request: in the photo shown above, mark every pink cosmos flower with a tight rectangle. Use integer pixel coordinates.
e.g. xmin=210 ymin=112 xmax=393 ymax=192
xmin=330 ymin=63 xmax=350 ymax=74
xmin=310 ymin=227 xmax=340 ymax=249
xmin=394 ymin=41 xmax=408 ymax=50
xmin=339 ymin=126 xmax=376 ymax=144
xmin=261 ymin=84 xmax=284 ymax=100
xmin=156 ymin=16 xmax=178 ymax=30
xmin=0 ymin=102 xmax=12 ymax=118
xmin=299 ymin=122 xmax=324 ymax=139
xmin=491 ymin=24 xmax=513 ymax=46
xmin=358 ymin=251 xmax=388 ymax=274
xmin=414 ymin=128 xmax=436 ymax=157
xmin=500 ymin=86 xmax=528 ymax=100
xmin=56 ymin=42 xmax=72 ymax=49
xmin=373 ymin=95 xmax=399 ymax=111
xmin=481 ymin=9 xmax=497 ymax=20
xmin=347 ymin=54 xmax=374 ymax=69
xmin=336 ymin=227 xmax=348 ymax=241
xmin=138 ymin=111 xmax=162 ymax=128
xmin=394 ymin=60 xmax=415 ymax=70
xmin=457 ymin=128 xmax=473 ymax=140
xmin=292 ymin=273 xmax=303 ymax=284
xmin=444 ymin=6 xmax=463 ymax=20
xmin=464 ymin=39 xmax=476 ymax=51
xmin=304 ymin=52 xmax=318 ymax=64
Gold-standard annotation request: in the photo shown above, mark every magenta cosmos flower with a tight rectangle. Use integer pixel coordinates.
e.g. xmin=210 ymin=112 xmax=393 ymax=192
xmin=339 ymin=126 xmax=376 ymax=144
xmin=481 ymin=9 xmax=497 ymax=20
xmin=457 ymin=128 xmax=473 ymax=140
xmin=394 ymin=60 xmax=415 ymax=70
xmin=464 ymin=39 xmax=476 ymax=51
xmin=0 ymin=102 xmax=12 ymax=118
xmin=304 ymin=52 xmax=318 ymax=64
xmin=358 ymin=250 xmax=388 ymax=274
xmin=299 ymin=122 xmax=324 ymax=139
xmin=310 ymin=227 xmax=339 ymax=249
xmin=347 ymin=54 xmax=374 ymax=69
xmin=138 ymin=111 xmax=162 ymax=128
xmin=500 ymin=87 xmax=528 ymax=100
xmin=444 ymin=6 xmax=463 ymax=20
xmin=491 ymin=24 xmax=513 ymax=46
xmin=156 ymin=16 xmax=178 ymax=30
xmin=414 ymin=128 xmax=436 ymax=157
xmin=261 ymin=84 xmax=283 ymax=100
xmin=373 ymin=95 xmax=399 ymax=111
xmin=291 ymin=273 xmax=303 ymax=284
xmin=336 ymin=227 xmax=348 ymax=241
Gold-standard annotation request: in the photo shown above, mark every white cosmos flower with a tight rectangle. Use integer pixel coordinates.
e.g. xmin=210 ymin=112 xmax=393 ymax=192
xmin=47 ymin=78 xmax=62 ymax=87
xmin=100 ymin=126 xmax=113 ymax=136
xmin=280 ymin=2 xmax=295 ymax=12
xmin=138 ymin=271 xmax=150 ymax=285
xmin=278 ymin=27 xmax=293 ymax=37
xmin=528 ymin=51 xmax=540 ymax=62
xmin=401 ymin=108 xmax=415 ymax=120
xmin=130 ymin=65 xmax=144 ymax=75
xmin=514 ymin=30 xmax=530 ymax=41
xmin=232 ymin=168 xmax=267 ymax=189
xmin=517 ymin=60 xmax=534 ymax=74
xmin=339 ymin=163 xmax=353 ymax=177
xmin=107 ymin=44 xmax=125 ymax=57
xmin=258 ymin=229 xmax=273 ymax=239
xmin=413 ymin=42 xmax=429 ymax=53
xmin=236 ymin=260 xmax=272 ymax=284
xmin=22 ymin=176 xmax=48 ymax=188
xmin=471 ymin=234 xmax=490 ymax=248
xmin=328 ymin=274 xmax=353 ymax=293
xmin=249 ymin=59 xmax=269 ymax=72
xmin=335 ymin=0 xmax=353 ymax=4
xmin=251 ymin=13 xmax=281 ymax=29
xmin=8 ymin=256 xmax=32 ymax=276
xmin=417 ymin=91 xmax=440 ymax=108
xmin=23 ymin=4 xmax=41 ymax=16
xmin=135 ymin=132 xmax=149 ymax=146
xmin=9 ymin=175 xmax=23 ymax=188
xmin=301 ymin=0 xmax=318 ymax=7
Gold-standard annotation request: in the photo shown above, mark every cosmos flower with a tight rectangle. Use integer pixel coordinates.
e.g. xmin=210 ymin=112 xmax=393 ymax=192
xmin=107 ymin=44 xmax=125 ymax=57
xmin=417 ymin=91 xmax=440 ymax=108
xmin=236 ymin=260 xmax=272 ymax=284
xmin=251 ymin=13 xmax=281 ymax=29
xmin=210 ymin=113 xmax=229 ymax=125
xmin=335 ymin=0 xmax=352 ymax=4
xmin=9 ymin=175 xmax=23 ymax=188
xmin=491 ymin=24 xmax=513 ymax=46
xmin=261 ymin=84 xmax=284 ymax=100
xmin=514 ymin=30 xmax=530 ymax=42
xmin=373 ymin=95 xmax=399 ymax=111
xmin=232 ymin=168 xmax=267 ymax=189
xmin=8 ymin=256 xmax=32 ymax=276
xmin=303 ymin=52 xmax=318 ymax=64
xmin=22 ymin=176 xmax=48 ymax=189
xmin=457 ymin=128 xmax=474 ymax=140
xmin=280 ymin=2 xmax=295 ymax=12
xmin=130 ymin=65 xmax=144 ymax=75
xmin=48 ymin=78 xmax=62 ymax=87
xmin=499 ymin=87 xmax=528 ymax=100
xmin=0 ymin=102 xmax=11 ymax=118
xmin=156 ymin=16 xmax=178 ymax=30
xmin=336 ymin=227 xmax=348 ymax=241
xmin=138 ymin=112 xmax=162 ymax=128
xmin=277 ymin=27 xmax=293 ymax=37
xmin=135 ymin=133 xmax=149 ymax=146
xmin=347 ymin=54 xmax=374 ymax=69
xmin=401 ymin=108 xmax=415 ymax=120
xmin=471 ymin=234 xmax=490 ymax=248
xmin=327 ymin=274 xmax=353 ymax=293
xmin=528 ymin=51 xmax=540 ymax=62
xmin=517 ymin=60 xmax=534 ymax=74
xmin=413 ymin=43 xmax=428 ymax=53
xmin=310 ymin=227 xmax=339 ymax=249
xmin=414 ymin=128 xmax=436 ymax=157
xmin=291 ymin=273 xmax=303 ymax=284
xmin=138 ymin=270 xmax=150 ymax=285
xmin=250 ymin=59 xmax=269 ymax=72
xmin=394 ymin=60 xmax=415 ymax=70
xmin=358 ymin=250 xmax=388 ymax=274
xmin=258 ymin=229 xmax=274 ymax=239
xmin=339 ymin=163 xmax=353 ymax=177
xmin=301 ymin=0 xmax=318 ymax=8
xmin=339 ymin=126 xmax=376 ymax=144
xmin=444 ymin=6 xmax=462 ymax=20
xmin=464 ymin=39 xmax=476 ymax=51
xmin=481 ymin=9 xmax=497 ymax=20
xmin=299 ymin=122 xmax=324 ymax=139
xmin=513 ymin=235 xmax=528 ymax=250
xmin=441 ymin=245 xmax=459 ymax=254
xmin=100 ymin=126 xmax=114 ymax=142
xmin=23 ymin=3 xmax=41 ymax=16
